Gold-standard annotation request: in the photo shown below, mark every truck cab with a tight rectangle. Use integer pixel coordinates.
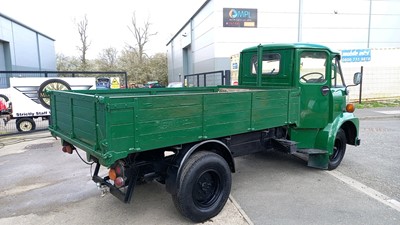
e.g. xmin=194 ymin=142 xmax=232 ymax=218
xmin=239 ymin=43 xmax=361 ymax=169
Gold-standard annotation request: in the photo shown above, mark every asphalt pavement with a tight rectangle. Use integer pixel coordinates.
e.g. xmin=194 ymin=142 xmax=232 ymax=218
xmin=353 ymin=106 xmax=400 ymax=120
xmin=0 ymin=107 xmax=399 ymax=225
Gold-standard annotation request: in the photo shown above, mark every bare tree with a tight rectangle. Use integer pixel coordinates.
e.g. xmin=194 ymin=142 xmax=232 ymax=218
xmin=127 ymin=12 xmax=157 ymax=63
xmin=76 ymin=15 xmax=91 ymax=69
xmin=56 ymin=53 xmax=81 ymax=72
xmin=96 ymin=47 xmax=119 ymax=71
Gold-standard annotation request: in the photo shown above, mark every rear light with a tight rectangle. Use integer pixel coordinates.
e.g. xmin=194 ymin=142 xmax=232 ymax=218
xmin=346 ymin=103 xmax=355 ymax=113
xmin=62 ymin=145 xmax=74 ymax=154
xmin=114 ymin=177 xmax=125 ymax=188
xmin=115 ymin=165 xmax=122 ymax=175
xmin=109 ymin=169 xmax=117 ymax=180
xmin=109 ymin=160 xmax=126 ymax=187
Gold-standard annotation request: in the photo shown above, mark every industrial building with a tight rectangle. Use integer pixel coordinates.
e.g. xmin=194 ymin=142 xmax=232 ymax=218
xmin=166 ymin=0 xmax=400 ymax=94
xmin=0 ymin=12 xmax=56 ymax=88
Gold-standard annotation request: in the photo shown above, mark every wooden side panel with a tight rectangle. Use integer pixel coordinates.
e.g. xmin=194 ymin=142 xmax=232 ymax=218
xmin=251 ymin=90 xmax=289 ymax=130
xmin=204 ymin=92 xmax=252 ymax=138
xmin=135 ymin=95 xmax=203 ymax=150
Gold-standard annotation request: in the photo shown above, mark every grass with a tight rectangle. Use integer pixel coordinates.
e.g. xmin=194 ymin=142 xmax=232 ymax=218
xmin=353 ymin=99 xmax=400 ymax=109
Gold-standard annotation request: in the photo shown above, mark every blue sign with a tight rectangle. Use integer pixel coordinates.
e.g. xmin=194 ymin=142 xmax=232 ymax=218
xmin=232 ymin=62 xmax=238 ymax=70
xmin=341 ymin=49 xmax=371 ymax=63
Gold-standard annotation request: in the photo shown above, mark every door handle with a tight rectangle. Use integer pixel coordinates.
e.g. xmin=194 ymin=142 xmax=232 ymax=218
xmin=321 ymin=86 xmax=330 ymax=96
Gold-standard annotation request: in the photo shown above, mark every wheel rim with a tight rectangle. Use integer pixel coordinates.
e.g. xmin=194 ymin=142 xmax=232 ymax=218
xmin=19 ymin=121 xmax=33 ymax=131
xmin=330 ymin=139 xmax=343 ymax=163
xmin=39 ymin=82 xmax=69 ymax=106
xmin=193 ymin=170 xmax=221 ymax=208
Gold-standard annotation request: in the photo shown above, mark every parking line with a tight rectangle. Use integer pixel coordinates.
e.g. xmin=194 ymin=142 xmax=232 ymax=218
xmin=229 ymin=195 xmax=255 ymax=225
xmin=327 ymin=170 xmax=400 ymax=212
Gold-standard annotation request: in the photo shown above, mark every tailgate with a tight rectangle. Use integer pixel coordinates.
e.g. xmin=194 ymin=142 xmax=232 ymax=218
xmin=49 ymin=91 xmax=109 ymax=164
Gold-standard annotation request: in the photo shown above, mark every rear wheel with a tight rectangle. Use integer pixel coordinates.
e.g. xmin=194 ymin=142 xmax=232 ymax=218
xmin=172 ymin=151 xmax=232 ymax=223
xmin=16 ymin=118 xmax=36 ymax=132
xmin=328 ymin=129 xmax=346 ymax=170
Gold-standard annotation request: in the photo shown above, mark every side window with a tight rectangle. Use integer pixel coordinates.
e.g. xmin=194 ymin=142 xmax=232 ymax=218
xmin=251 ymin=53 xmax=280 ymax=76
xmin=300 ymin=52 xmax=327 ymax=83
xmin=331 ymin=57 xmax=345 ymax=87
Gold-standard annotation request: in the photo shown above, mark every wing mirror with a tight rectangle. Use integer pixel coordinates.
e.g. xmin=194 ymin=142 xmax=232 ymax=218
xmin=353 ymin=72 xmax=362 ymax=85
xmin=345 ymin=72 xmax=363 ymax=95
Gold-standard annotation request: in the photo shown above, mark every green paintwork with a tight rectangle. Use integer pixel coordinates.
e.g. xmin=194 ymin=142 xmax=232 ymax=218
xmin=49 ymin=87 xmax=298 ymax=167
xmin=49 ymin=43 xmax=360 ymax=169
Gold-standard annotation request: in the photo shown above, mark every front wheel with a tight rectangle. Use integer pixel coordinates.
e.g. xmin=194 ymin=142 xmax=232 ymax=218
xmin=172 ymin=151 xmax=232 ymax=223
xmin=16 ymin=118 xmax=36 ymax=132
xmin=328 ymin=129 xmax=347 ymax=170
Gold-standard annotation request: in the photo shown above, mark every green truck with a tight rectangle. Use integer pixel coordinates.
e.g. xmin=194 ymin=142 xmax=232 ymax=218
xmin=48 ymin=43 xmax=361 ymax=222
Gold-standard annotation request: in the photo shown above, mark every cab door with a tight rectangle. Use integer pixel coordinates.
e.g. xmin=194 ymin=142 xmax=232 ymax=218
xmin=298 ymin=51 xmax=331 ymax=128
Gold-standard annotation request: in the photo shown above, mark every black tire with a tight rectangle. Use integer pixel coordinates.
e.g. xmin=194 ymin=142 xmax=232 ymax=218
xmin=38 ymin=79 xmax=71 ymax=109
xmin=172 ymin=151 xmax=232 ymax=223
xmin=328 ymin=128 xmax=347 ymax=170
xmin=0 ymin=94 xmax=9 ymax=103
xmin=16 ymin=118 xmax=36 ymax=132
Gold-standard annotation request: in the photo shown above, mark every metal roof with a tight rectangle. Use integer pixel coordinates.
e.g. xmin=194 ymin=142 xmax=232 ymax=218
xmin=241 ymin=43 xmax=339 ymax=54
xmin=0 ymin=12 xmax=55 ymax=41
xmin=166 ymin=0 xmax=210 ymax=46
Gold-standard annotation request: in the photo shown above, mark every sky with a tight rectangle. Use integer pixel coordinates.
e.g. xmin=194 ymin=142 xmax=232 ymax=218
xmin=0 ymin=0 xmax=206 ymax=59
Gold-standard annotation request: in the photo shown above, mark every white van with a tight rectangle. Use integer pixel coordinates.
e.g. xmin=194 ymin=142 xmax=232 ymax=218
xmin=0 ymin=77 xmax=95 ymax=132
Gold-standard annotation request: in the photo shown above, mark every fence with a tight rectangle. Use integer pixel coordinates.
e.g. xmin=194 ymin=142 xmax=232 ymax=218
xmin=340 ymin=48 xmax=400 ymax=102
xmin=0 ymin=71 xmax=127 ymax=136
xmin=0 ymin=71 xmax=128 ymax=88
xmin=184 ymin=70 xmax=231 ymax=87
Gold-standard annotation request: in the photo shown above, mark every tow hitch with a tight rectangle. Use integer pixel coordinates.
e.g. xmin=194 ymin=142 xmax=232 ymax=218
xmin=97 ymin=183 xmax=109 ymax=197
xmin=92 ymin=162 xmax=138 ymax=203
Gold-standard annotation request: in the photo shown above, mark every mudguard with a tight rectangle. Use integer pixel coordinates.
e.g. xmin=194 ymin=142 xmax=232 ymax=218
xmin=308 ymin=112 xmax=360 ymax=169
xmin=165 ymin=140 xmax=235 ymax=195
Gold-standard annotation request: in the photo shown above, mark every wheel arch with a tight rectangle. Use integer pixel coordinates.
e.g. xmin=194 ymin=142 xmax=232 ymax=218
xmin=165 ymin=139 xmax=235 ymax=195
xmin=340 ymin=120 xmax=360 ymax=146
xmin=180 ymin=140 xmax=235 ymax=173
xmin=315 ymin=113 xmax=360 ymax=154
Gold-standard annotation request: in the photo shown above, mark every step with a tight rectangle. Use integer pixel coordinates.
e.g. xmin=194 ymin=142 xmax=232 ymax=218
xmin=271 ymin=139 xmax=297 ymax=154
xmin=297 ymin=148 xmax=327 ymax=154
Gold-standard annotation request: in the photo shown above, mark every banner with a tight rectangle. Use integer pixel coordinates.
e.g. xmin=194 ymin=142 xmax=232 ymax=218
xmin=223 ymin=8 xmax=257 ymax=28
xmin=341 ymin=49 xmax=371 ymax=63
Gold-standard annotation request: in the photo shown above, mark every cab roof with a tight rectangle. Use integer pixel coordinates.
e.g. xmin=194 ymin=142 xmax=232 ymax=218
xmin=241 ymin=43 xmax=339 ymax=55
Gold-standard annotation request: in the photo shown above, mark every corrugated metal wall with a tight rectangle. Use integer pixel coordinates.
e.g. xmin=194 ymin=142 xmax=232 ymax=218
xmin=0 ymin=13 xmax=56 ymax=88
